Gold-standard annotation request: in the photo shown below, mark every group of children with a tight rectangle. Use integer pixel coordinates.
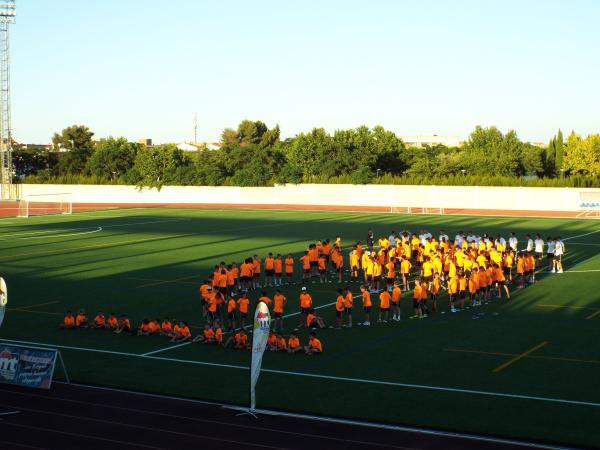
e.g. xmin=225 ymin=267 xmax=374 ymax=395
xmin=59 ymin=310 xmax=194 ymax=342
xmin=59 ymin=228 xmax=564 ymax=356
xmin=58 ymin=304 xmax=324 ymax=355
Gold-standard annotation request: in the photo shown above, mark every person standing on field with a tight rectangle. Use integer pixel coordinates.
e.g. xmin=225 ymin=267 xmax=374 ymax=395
xmin=534 ymin=234 xmax=544 ymax=266
xmin=553 ymin=237 xmax=565 ymax=273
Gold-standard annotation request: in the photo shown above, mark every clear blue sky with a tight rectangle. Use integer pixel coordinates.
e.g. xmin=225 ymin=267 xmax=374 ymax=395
xmin=11 ymin=0 xmax=600 ymax=144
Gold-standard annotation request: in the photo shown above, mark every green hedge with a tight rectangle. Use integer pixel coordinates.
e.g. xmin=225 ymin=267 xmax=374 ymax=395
xmin=19 ymin=173 xmax=600 ymax=188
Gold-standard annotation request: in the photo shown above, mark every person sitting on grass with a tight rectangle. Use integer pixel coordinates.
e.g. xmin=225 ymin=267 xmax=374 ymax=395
xmin=115 ymin=314 xmax=131 ymax=334
xmin=193 ymin=324 xmax=215 ymax=344
xmin=91 ymin=311 xmax=106 ymax=329
xmin=75 ymin=309 xmax=89 ymax=328
xmin=214 ymin=321 xmax=223 ymax=346
xmin=287 ymin=333 xmax=302 ymax=353
xmin=107 ymin=313 xmax=118 ymax=331
xmin=60 ymin=310 xmax=76 ymax=329
xmin=159 ymin=317 xmax=172 ymax=337
xmin=170 ymin=321 xmax=192 ymax=342
xmin=267 ymin=332 xmax=277 ymax=351
xmin=304 ymin=331 xmax=323 ymax=355
xmin=149 ymin=319 xmax=160 ymax=335
xmin=137 ymin=319 xmax=151 ymax=336
xmin=275 ymin=333 xmax=287 ymax=352
xmin=224 ymin=330 xmax=249 ymax=349
xmin=306 ymin=309 xmax=326 ymax=329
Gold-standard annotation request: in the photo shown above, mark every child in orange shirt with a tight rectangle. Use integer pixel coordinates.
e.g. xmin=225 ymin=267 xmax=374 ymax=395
xmin=75 ymin=309 xmax=88 ymax=328
xmin=107 ymin=313 xmax=118 ymax=331
xmin=171 ymin=321 xmax=191 ymax=342
xmin=267 ymin=332 xmax=277 ymax=351
xmin=287 ymin=333 xmax=302 ymax=353
xmin=115 ymin=314 xmax=131 ymax=334
xmin=194 ymin=324 xmax=215 ymax=343
xmin=60 ymin=310 xmax=75 ymax=329
xmin=306 ymin=309 xmax=325 ymax=329
xmin=275 ymin=333 xmax=287 ymax=352
xmin=304 ymin=331 xmax=323 ymax=355
xmin=137 ymin=319 xmax=151 ymax=336
xmin=91 ymin=311 xmax=106 ymax=329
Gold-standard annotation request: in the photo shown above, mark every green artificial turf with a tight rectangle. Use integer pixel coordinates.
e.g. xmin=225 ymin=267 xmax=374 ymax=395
xmin=1 ymin=208 xmax=599 ymax=448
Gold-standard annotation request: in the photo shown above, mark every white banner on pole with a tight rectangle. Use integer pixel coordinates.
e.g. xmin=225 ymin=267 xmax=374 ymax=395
xmin=250 ymin=301 xmax=271 ymax=411
xmin=0 ymin=277 xmax=7 ymax=328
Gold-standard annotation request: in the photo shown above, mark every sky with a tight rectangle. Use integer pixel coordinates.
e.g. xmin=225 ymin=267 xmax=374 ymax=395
xmin=10 ymin=0 xmax=600 ymax=144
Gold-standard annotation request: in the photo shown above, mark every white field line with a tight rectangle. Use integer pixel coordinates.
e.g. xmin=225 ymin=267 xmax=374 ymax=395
xmin=563 ymin=229 xmax=600 ymax=241
xmin=0 ymin=218 xmax=191 ymax=244
xmin=97 ymin=218 xmax=192 ymax=228
xmin=0 ymin=227 xmax=104 ymax=241
xmin=564 ymin=242 xmax=600 ymax=246
xmin=564 ymin=269 xmax=600 ymax=273
xmin=0 ymin=228 xmax=93 ymax=238
xmin=141 ymin=341 xmax=195 ymax=357
xmin=2 ymin=336 xmax=600 ymax=410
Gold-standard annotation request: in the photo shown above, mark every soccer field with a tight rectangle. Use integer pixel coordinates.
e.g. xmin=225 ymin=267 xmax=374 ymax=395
xmin=1 ymin=208 xmax=599 ymax=448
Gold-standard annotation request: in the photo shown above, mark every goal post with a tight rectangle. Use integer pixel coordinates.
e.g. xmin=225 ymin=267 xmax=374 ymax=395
xmin=17 ymin=193 xmax=73 ymax=218
xmin=390 ymin=206 xmax=444 ymax=215
xmin=390 ymin=206 xmax=412 ymax=214
xmin=423 ymin=207 xmax=445 ymax=215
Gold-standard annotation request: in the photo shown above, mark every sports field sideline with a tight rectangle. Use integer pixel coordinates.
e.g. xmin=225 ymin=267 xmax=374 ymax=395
xmin=0 ymin=207 xmax=599 ymax=448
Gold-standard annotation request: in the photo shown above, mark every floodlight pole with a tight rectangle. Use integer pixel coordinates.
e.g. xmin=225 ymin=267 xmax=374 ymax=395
xmin=0 ymin=0 xmax=15 ymax=201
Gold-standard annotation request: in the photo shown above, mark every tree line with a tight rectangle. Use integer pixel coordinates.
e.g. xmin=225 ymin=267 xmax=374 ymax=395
xmin=14 ymin=121 xmax=600 ymax=188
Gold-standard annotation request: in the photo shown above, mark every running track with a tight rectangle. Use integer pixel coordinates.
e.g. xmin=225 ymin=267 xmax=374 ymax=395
xmin=0 ymin=383 xmax=579 ymax=450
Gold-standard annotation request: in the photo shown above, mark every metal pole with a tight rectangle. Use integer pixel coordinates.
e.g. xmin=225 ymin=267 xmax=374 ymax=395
xmin=0 ymin=1 xmax=15 ymax=201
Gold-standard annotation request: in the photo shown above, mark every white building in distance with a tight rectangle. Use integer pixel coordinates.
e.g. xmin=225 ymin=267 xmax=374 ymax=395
xmin=399 ymin=135 xmax=463 ymax=148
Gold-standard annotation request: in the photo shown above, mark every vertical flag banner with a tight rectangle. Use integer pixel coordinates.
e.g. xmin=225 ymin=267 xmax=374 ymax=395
xmin=0 ymin=277 xmax=7 ymax=328
xmin=250 ymin=301 xmax=271 ymax=411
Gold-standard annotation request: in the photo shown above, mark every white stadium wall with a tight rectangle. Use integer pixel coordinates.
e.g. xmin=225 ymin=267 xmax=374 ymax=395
xmin=18 ymin=183 xmax=597 ymax=213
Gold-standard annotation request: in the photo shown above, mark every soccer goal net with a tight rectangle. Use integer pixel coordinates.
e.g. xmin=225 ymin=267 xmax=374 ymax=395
xmin=577 ymin=191 xmax=600 ymax=218
xmin=17 ymin=193 xmax=73 ymax=218
xmin=390 ymin=206 xmax=445 ymax=215
xmin=390 ymin=206 xmax=413 ymax=214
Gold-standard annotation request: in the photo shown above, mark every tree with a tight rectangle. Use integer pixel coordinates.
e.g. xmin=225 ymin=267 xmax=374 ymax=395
xmin=259 ymin=124 xmax=280 ymax=148
xmin=555 ymin=129 xmax=564 ymax=174
xmin=563 ymin=132 xmax=600 ymax=177
xmin=282 ymin=128 xmax=333 ymax=180
xmin=462 ymin=126 xmax=524 ymax=176
xmin=132 ymin=144 xmax=189 ymax=189
xmin=237 ymin=120 xmax=267 ymax=146
xmin=220 ymin=128 xmax=238 ymax=148
xmin=220 ymin=120 xmax=280 ymax=149
xmin=521 ymin=144 xmax=545 ymax=176
xmin=52 ymin=125 xmax=94 ymax=151
xmin=52 ymin=125 xmax=95 ymax=174
xmin=12 ymin=147 xmax=58 ymax=178
xmin=87 ymin=137 xmax=140 ymax=180
xmin=545 ymin=137 xmax=556 ymax=176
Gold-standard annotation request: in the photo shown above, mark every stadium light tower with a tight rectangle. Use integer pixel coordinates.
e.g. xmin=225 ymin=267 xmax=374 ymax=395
xmin=0 ymin=0 xmax=15 ymax=201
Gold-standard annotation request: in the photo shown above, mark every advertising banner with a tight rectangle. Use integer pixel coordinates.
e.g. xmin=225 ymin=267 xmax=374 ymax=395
xmin=0 ymin=343 xmax=58 ymax=390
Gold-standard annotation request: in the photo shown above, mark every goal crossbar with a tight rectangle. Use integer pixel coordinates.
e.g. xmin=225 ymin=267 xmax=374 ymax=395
xmin=17 ymin=193 xmax=73 ymax=218
xmin=389 ymin=206 xmax=445 ymax=215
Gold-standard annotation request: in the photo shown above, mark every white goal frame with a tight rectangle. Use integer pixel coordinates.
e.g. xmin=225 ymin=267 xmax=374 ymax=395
xmin=17 ymin=193 xmax=73 ymax=218
xmin=389 ymin=206 xmax=445 ymax=215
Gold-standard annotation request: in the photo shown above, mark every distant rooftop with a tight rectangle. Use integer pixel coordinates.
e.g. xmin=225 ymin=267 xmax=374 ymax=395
xmin=398 ymin=135 xmax=463 ymax=148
